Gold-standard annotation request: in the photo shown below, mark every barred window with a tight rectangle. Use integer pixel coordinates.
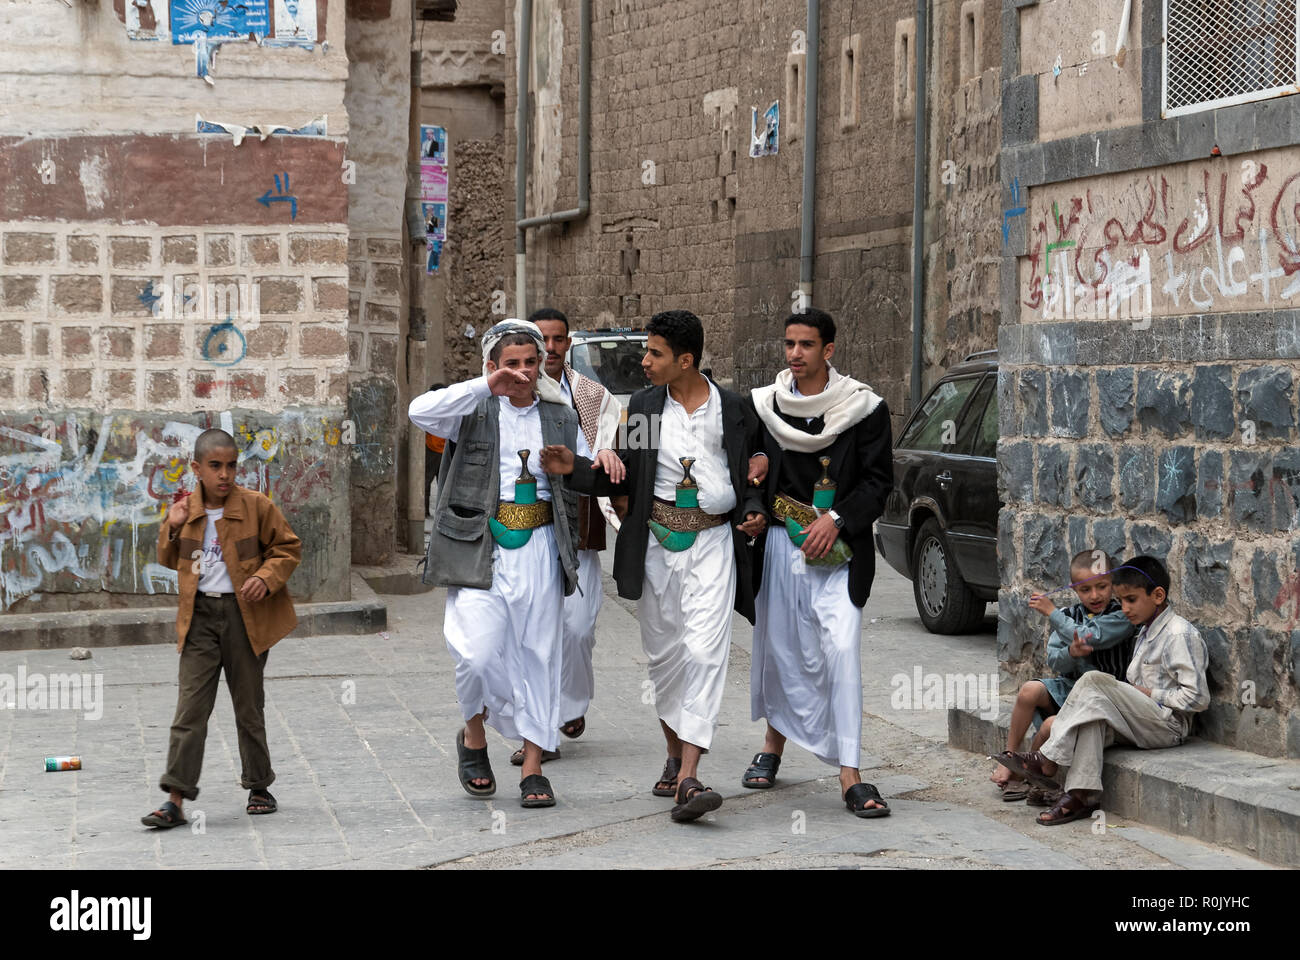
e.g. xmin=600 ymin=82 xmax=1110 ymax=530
xmin=1164 ymin=0 xmax=1299 ymax=117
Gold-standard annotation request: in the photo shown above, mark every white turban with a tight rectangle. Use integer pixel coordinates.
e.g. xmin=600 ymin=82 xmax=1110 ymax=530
xmin=481 ymin=318 xmax=566 ymax=404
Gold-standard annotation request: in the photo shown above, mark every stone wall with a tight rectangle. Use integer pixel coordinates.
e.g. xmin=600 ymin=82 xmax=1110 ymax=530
xmin=0 ymin=3 xmax=353 ymax=606
xmin=997 ymin=0 xmax=1300 ymax=757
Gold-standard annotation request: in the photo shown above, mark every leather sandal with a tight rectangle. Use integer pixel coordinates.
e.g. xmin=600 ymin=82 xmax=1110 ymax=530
xmin=652 ymin=755 xmax=682 ymax=797
xmin=1036 ymin=790 xmax=1098 ymax=826
xmin=993 ymin=750 xmax=1060 ymax=791
xmin=509 ymin=746 xmax=561 ymax=766
xmin=671 ymin=777 xmax=723 ymax=822
xmin=456 ymin=727 xmax=496 ymax=797
xmin=741 ymin=751 xmax=781 ymax=789
xmin=520 ymin=773 xmax=556 ymax=808
xmin=1026 ymin=785 xmax=1063 ymax=807
xmin=141 ymin=800 xmax=187 ymax=829
xmin=246 ymin=789 xmax=277 ymax=815
xmin=560 ymin=716 xmax=586 ymax=739
xmin=844 ymin=782 xmax=891 ymax=818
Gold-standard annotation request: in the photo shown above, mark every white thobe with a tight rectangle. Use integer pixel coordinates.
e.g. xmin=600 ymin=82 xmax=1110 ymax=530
xmin=407 ymin=378 xmax=591 ymax=752
xmin=638 ymin=380 xmax=736 ymax=750
xmin=751 ymin=379 xmax=864 ymax=769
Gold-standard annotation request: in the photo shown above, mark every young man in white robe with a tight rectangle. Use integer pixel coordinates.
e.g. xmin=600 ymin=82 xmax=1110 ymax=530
xmin=540 ymin=310 xmax=767 ymax=822
xmin=743 ymin=308 xmax=895 ymax=817
xmin=502 ymin=307 xmax=624 ymax=764
xmin=408 ymin=319 xmax=606 ymax=808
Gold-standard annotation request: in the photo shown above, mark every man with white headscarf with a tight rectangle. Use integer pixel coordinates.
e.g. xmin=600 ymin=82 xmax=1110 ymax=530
xmin=408 ymin=320 xmax=613 ymax=808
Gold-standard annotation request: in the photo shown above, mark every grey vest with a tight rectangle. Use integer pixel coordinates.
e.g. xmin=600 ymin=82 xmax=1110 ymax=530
xmin=422 ymin=393 xmax=581 ymax=595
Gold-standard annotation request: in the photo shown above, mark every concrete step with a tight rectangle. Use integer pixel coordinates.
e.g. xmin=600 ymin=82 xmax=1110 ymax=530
xmin=355 ymin=554 xmax=435 ymax=596
xmin=949 ymin=700 xmax=1300 ymax=868
xmin=0 ymin=572 xmax=387 ymax=652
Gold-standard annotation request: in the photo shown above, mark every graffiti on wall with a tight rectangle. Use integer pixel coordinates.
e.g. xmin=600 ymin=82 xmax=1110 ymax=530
xmin=0 ymin=410 xmax=344 ymax=609
xmin=1019 ymin=147 xmax=1300 ymax=321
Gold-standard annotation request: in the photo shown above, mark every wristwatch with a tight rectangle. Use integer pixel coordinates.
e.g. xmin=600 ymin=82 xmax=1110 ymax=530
xmin=828 ymin=509 xmax=845 ymax=529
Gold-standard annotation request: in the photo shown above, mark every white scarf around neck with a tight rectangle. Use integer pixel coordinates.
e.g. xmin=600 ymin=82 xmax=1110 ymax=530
xmin=750 ymin=365 xmax=882 ymax=452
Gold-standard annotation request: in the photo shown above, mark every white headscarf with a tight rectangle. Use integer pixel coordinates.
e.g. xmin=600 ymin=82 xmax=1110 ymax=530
xmin=481 ymin=318 xmax=566 ymax=404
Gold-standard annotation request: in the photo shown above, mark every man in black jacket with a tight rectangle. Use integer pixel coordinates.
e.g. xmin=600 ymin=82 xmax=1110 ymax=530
xmin=741 ymin=308 xmax=895 ymax=819
xmin=540 ymin=310 xmax=765 ymax=823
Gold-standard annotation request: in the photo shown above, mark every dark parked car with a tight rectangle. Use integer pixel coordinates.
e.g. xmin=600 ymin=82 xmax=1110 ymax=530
xmin=874 ymin=350 xmax=1000 ymax=633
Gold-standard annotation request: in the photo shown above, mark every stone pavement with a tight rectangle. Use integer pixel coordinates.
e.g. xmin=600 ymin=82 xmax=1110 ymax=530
xmin=0 ymin=551 xmax=1271 ymax=870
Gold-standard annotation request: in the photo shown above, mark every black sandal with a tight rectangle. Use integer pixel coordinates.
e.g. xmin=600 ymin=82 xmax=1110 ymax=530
xmin=844 ymin=782 xmax=890 ymax=818
xmin=671 ymin=777 xmax=723 ymax=822
xmin=560 ymin=716 xmax=586 ymax=739
xmin=141 ymin=800 xmax=187 ymax=829
xmin=247 ymin=789 xmax=277 ymax=815
xmin=509 ymin=746 xmax=561 ymax=766
xmin=520 ymin=774 xmax=556 ymax=808
xmin=456 ymin=728 xmax=496 ymax=797
xmin=741 ymin=751 xmax=781 ymax=789
xmin=652 ymin=755 xmax=682 ymax=797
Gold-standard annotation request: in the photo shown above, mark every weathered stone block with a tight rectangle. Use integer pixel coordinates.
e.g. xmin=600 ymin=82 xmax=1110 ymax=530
xmin=1091 ymin=517 xmax=1127 ymax=561
xmin=1096 ymin=366 xmax=1134 ymax=438
xmin=368 ymin=334 xmax=398 ymax=377
xmin=1244 ymin=627 xmax=1279 ymax=708
xmin=998 ymin=440 xmax=1034 ymax=502
xmin=61 ymin=326 xmax=91 ymax=358
xmin=313 ymin=278 xmax=349 ymax=311
xmin=281 ymin=371 xmax=319 ymax=400
xmin=101 ymin=327 xmax=134 ymax=361
xmin=1073 ymin=443 xmax=1114 ymax=511
xmin=242 ymin=235 xmax=282 ymax=266
xmin=1136 ymin=369 xmax=1192 ymax=438
xmin=1229 ymin=450 xmax=1272 ymax=531
xmin=108 ymin=370 xmax=135 ymax=403
xmin=1116 ymin=444 xmax=1154 ymax=514
xmin=365 ymin=302 xmax=400 ymax=328
xmin=1023 ymin=512 xmax=1066 ymax=585
xmin=998 ymin=509 xmax=1017 ymax=585
xmin=1202 ymin=626 xmax=1234 ymax=694
xmin=1129 ymin=522 xmax=1172 ymax=561
xmin=147 ymin=370 xmax=178 ymax=405
xmin=161 ymin=235 xmax=199 ymax=265
xmin=290 ymin=233 xmax=348 ymax=264
xmin=50 ymin=275 xmax=103 ymax=314
xmin=1 ymin=275 xmax=41 ymax=311
xmin=1049 ymin=369 xmax=1089 ymax=438
xmin=370 ymin=262 xmax=402 ymax=300
xmin=0 ymin=322 xmax=23 ymax=357
xmin=4 ymin=232 xmax=57 ymax=264
xmin=1271 ymin=449 xmax=1300 ymax=532
xmin=31 ymin=324 xmax=50 ymax=358
xmin=366 ymin=238 xmax=402 ymax=260
xmin=1017 ymin=369 xmax=1047 ymax=436
xmin=300 ymin=325 xmax=348 ymax=357
xmin=1036 ymin=442 xmax=1071 ymax=507
xmin=231 ymin=373 xmax=266 ymax=402
xmin=63 ymin=368 xmax=92 ymax=400
xmin=1154 ymin=445 xmax=1196 ymax=524
xmin=110 ymin=276 xmax=162 ymax=316
xmin=145 ymin=325 xmax=183 ymax=360
xmin=246 ymin=323 xmax=289 ymax=359
xmin=67 ymin=235 xmax=99 ymax=264
xmin=1190 ymin=364 xmax=1235 ymax=439
xmin=206 ymin=234 xmax=236 ymax=267
xmin=1068 ymin=514 xmax=1090 ymax=558
xmin=1236 ymin=366 xmax=1296 ymax=440
xmin=1180 ymin=532 xmax=1233 ymax=608
xmin=1252 ymin=548 xmax=1283 ymax=619
xmin=109 ymin=236 xmax=152 ymax=268
xmin=1197 ymin=449 xmax=1225 ymax=519
xmin=256 ymin=277 xmax=304 ymax=313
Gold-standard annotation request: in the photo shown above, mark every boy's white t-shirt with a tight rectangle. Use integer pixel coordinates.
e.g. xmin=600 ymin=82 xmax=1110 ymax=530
xmin=197 ymin=508 xmax=235 ymax=594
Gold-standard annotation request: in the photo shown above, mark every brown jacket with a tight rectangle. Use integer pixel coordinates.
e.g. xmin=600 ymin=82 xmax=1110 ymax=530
xmin=157 ymin=484 xmax=303 ymax=655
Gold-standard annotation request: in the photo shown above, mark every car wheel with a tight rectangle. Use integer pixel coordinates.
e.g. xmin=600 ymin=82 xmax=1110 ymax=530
xmin=911 ymin=518 xmax=986 ymax=634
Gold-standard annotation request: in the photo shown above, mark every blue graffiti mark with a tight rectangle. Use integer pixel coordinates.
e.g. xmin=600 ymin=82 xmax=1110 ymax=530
xmin=201 ymin=317 xmax=247 ymax=367
xmin=257 ymin=172 xmax=298 ymax=220
xmin=138 ymin=281 xmax=163 ymax=313
xmin=1001 ymin=176 xmax=1028 ymax=244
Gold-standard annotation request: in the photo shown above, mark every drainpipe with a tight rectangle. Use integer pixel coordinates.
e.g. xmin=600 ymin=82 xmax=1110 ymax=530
xmin=909 ymin=0 xmax=928 ymax=411
xmin=515 ymin=0 xmax=592 ymax=318
xmin=407 ymin=4 xmax=428 ymax=555
xmin=798 ymin=0 xmax=820 ymax=309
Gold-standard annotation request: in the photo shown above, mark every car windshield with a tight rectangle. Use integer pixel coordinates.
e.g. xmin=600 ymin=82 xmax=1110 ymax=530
xmin=570 ymin=339 xmax=650 ymax=396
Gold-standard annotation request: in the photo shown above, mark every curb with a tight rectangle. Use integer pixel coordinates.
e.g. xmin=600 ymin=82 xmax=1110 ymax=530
xmin=0 ymin=573 xmax=388 ymax=652
xmin=949 ymin=701 xmax=1300 ymax=868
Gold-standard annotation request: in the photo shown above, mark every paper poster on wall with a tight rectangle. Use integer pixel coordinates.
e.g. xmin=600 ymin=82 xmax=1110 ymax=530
xmin=419 ymin=125 xmax=448 ymax=163
xmin=263 ymin=0 xmax=317 ymax=47
xmin=749 ymin=100 xmax=779 ymax=158
xmin=420 ymin=162 xmax=448 ymax=203
xmin=426 ymin=239 xmax=443 ymax=273
xmin=170 ymin=0 xmax=269 ymax=43
xmin=422 ymin=202 xmax=447 ymax=242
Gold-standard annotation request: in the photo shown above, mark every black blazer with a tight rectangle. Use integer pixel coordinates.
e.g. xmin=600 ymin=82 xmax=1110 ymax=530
xmin=748 ymin=395 xmax=894 ymax=608
xmin=569 ymin=379 xmax=765 ymax=623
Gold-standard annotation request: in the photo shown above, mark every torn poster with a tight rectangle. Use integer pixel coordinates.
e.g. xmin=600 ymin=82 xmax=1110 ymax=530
xmin=196 ymin=113 xmax=327 ymax=145
xmin=422 ymin=202 xmax=447 ymax=243
xmin=262 ymin=0 xmax=317 ymax=48
xmin=171 ymin=0 xmax=269 ymax=43
xmin=420 ymin=125 xmax=448 ymax=163
xmin=420 ymin=162 xmax=448 ymax=203
xmin=426 ymin=239 xmax=444 ymax=274
xmin=126 ymin=0 xmax=170 ymax=40
xmin=749 ymin=100 xmax=779 ymax=158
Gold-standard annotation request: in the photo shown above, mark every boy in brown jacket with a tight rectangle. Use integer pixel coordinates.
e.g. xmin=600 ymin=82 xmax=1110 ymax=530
xmin=141 ymin=428 xmax=302 ymax=829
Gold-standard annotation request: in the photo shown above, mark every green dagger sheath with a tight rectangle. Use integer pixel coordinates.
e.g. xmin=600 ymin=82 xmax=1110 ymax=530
xmin=648 ymin=457 xmax=702 ymax=552
xmin=489 ymin=449 xmax=539 ymax=548
xmin=787 ymin=456 xmax=854 ymax=566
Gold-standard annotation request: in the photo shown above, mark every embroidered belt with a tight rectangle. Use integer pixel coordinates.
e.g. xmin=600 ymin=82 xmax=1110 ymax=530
xmin=771 ymin=493 xmax=817 ymax=528
xmin=494 ymin=500 xmax=553 ymax=530
xmin=649 ymin=497 xmax=727 ymax=533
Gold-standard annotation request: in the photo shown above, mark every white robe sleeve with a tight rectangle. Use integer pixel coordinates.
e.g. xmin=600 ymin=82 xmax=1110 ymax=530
xmin=593 ymin=392 xmax=625 ymax=532
xmin=408 ymin=377 xmax=491 ymax=443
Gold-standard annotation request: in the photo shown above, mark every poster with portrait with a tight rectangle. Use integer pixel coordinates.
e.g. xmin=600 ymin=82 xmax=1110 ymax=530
xmin=422 ymin=202 xmax=447 ymax=243
xmin=265 ymin=0 xmax=316 ymax=47
xmin=419 ymin=125 xmax=448 ymax=164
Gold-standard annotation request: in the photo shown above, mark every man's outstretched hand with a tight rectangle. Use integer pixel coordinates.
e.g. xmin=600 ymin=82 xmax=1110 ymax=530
xmin=539 ymin=445 xmax=575 ymax=475
xmin=747 ymin=454 xmax=768 ymax=487
xmin=487 ymin=367 xmax=530 ymax=396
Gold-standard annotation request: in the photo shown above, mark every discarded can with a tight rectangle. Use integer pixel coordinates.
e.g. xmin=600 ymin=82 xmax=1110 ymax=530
xmin=44 ymin=756 xmax=81 ymax=772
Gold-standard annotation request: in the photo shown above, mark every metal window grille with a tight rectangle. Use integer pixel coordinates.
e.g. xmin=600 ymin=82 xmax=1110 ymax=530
xmin=1164 ymin=0 xmax=1299 ymax=117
